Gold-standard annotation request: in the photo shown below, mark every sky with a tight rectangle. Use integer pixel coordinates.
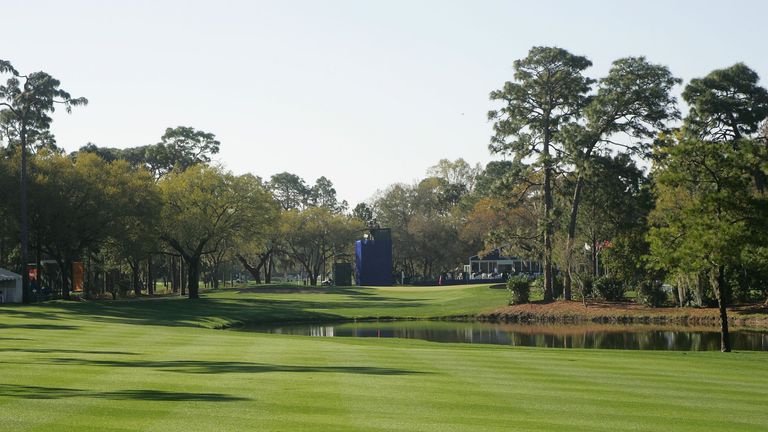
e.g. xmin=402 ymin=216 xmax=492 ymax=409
xmin=2 ymin=0 xmax=767 ymax=205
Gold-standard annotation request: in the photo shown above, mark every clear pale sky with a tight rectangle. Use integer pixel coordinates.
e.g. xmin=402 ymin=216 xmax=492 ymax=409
xmin=3 ymin=0 xmax=767 ymax=205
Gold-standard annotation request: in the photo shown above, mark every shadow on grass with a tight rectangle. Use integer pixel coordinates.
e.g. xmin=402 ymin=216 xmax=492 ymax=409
xmin=0 ymin=308 xmax=64 ymax=320
xmin=48 ymin=358 xmax=428 ymax=376
xmin=0 ymin=323 xmax=79 ymax=330
xmin=0 ymin=384 xmax=248 ymax=401
xmin=24 ymin=296 xmax=428 ymax=329
xmin=0 ymin=348 xmax=138 ymax=355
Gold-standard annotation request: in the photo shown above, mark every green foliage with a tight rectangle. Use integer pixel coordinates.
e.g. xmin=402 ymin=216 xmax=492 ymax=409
xmin=488 ymin=46 xmax=594 ymax=157
xmin=574 ymin=275 xmax=593 ymax=300
xmin=682 ymin=63 xmax=768 ymax=141
xmin=372 ymin=170 xmax=480 ymax=280
xmin=268 ymin=172 xmax=310 ymax=210
xmin=593 ymin=276 xmax=625 ymax=301
xmin=489 ymin=46 xmax=594 ymax=301
xmin=506 ymin=276 xmax=531 ymax=304
xmin=0 ymin=60 xmax=88 ymax=136
xmin=531 ymin=275 xmax=563 ymax=299
xmin=280 ymin=207 xmax=363 ymax=285
xmin=351 ymin=202 xmax=375 ymax=226
xmin=635 ymin=280 xmax=667 ymax=307
xmin=160 ymin=165 xmax=278 ymax=297
xmin=151 ymin=126 xmax=220 ymax=176
xmin=601 ymin=230 xmax=655 ymax=292
xmin=308 ymin=176 xmax=347 ymax=213
xmin=648 ymin=138 xmax=764 ymax=294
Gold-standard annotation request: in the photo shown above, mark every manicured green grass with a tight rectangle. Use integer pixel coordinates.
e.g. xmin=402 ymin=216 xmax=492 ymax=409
xmin=21 ymin=283 xmax=510 ymax=329
xmin=1 ymin=284 xmax=767 ymax=431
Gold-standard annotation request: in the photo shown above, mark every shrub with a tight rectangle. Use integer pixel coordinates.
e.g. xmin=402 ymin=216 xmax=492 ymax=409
xmin=530 ymin=275 xmax=563 ymax=299
xmin=577 ymin=275 xmax=593 ymax=300
xmin=636 ymin=280 xmax=667 ymax=307
xmin=552 ymin=275 xmax=564 ymax=298
xmin=530 ymin=276 xmax=544 ymax=298
xmin=506 ymin=276 xmax=531 ymax=305
xmin=593 ymin=276 xmax=625 ymax=301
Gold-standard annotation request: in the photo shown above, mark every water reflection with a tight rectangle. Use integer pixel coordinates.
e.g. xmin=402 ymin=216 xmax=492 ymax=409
xmin=243 ymin=321 xmax=768 ymax=351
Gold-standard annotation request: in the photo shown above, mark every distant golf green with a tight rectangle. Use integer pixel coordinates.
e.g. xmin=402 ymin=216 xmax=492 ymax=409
xmin=1 ymin=285 xmax=767 ymax=431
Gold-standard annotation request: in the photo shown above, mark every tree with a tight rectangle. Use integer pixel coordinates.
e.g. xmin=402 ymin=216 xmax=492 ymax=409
xmin=0 ymin=109 xmax=59 ymax=155
xmin=682 ymin=63 xmax=768 ymax=142
xmin=489 ymin=46 xmax=593 ymax=300
xmin=576 ymin=154 xmax=654 ymax=290
xmin=0 ymin=156 xmax=18 ymax=270
xmin=0 ymin=60 xmax=87 ymax=302
xmin=234 ymin=191 xmax=282 ymax=285
xmin=352 ymin=202 xmax=375 ymax=226
xmin=28 ymin=152 xmax=121 ymax=299
xmin=471 ymin=163 xmax=545 ymax=270
xmin=427 ymin=158 xmax=482 ymax=193
xmin=649 ymin=63 xmax=768 ymax=352
xmin=281 ymin=207 xmax=361 ymax=285
xmin=102 ymin=160 xmax=161 ymax=297
xmin=309 ymin=176 xmax=348 ymax=213
xmin=369 ymin=171 xmax=480 ymax=281
xmin=648 ymin=137 xmax=765 ymax=352
xmin=682 ymin=63 xmax=768 ymax=192
xmin=268 ymin=172 xmax=310 ymax=210
xmin=147 ymin=126 xmax=220 ymax=178
xmin=159 ymin=166 xmax=276 ymax=298
xmin=561 ymin=57 xmax=680 ymax=299
xmin=474 ymin=161 xmax=513 ymax=198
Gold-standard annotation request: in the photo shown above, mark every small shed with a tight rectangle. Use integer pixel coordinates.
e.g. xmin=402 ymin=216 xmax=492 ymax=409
xmin=0 ymin=268 xmax=23 ymax=304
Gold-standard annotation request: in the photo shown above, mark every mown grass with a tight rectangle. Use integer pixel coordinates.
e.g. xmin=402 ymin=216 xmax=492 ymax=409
xmin=1 ymin=284 xmax=767 ymax=431
xmin=8 ymin=283 xmax=509 ymax=329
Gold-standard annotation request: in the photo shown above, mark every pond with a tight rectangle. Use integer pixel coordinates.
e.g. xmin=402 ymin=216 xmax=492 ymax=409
xmin=241 ymin=320 xmax=768 ymax=351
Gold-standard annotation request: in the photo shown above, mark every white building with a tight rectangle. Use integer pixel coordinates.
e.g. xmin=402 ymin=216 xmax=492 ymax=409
xmin=0 ymin=268 xmax=23 ymax=303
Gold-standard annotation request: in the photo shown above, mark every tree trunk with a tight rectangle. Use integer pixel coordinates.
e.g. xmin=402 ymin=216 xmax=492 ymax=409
xmin=265 ymin=255 xmax=273 ymax=284
xmin=20 ymin=124 xmax=31 ymax=303
xmin=564 ymin=173 xmax=584 ymax=301
xmin=237 ymin=254 xmax=263 ymax=284
xmin=130 ymin=260 xmax=142 ymax=297
xmin=59 ymin=258 xmax=71 ymax=300
xmin=591 ymin=233 xmax=598 ymax=278
xmin=181 ymin=259 xmax=186 ymax=296
xmin=542 ymin=139 xmax=554 ymax=302
xmin=147 ymin=255 xmax=154 ymax=296
xmin=186 ymin=256 xmax=200 ymax=299
xmin=171 ymin=256 xmax=180 ymax=293
xmin=714 ymin=265 xmax=731 ymax=352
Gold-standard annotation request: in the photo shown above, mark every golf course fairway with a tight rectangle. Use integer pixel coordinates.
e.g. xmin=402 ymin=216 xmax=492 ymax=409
xmin=1 ymin=284 xmax=766 ymax=431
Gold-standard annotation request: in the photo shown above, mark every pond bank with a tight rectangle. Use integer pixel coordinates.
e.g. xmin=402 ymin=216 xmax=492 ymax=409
xmin=476 ymin=300 xmax=768 ymax=328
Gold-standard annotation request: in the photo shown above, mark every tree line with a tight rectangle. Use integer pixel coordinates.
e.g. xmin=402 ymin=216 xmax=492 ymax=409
xmin=485 ymin=47 xmax=768 ymax=352
xmin=2 ymin=50 xmax=768 ymax=351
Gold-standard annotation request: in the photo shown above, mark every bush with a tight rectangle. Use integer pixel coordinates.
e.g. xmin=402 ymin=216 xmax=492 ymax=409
xmin=506 ymin=276 xmax=531 ymax=305
xmin=530 ymin=275 xmax=564 ymax=299
xmin=593 ymin=276 xmax=625 ymax=301
xmin=577 ymin=275 xmax=593 ymax=300
xmin=552 ymin=275 xmax=564 ymax=298
xmin=636 ymin=280 xmax=667 ymax=307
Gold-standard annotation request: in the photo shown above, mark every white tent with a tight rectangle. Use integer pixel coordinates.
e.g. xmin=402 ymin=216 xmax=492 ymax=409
xmin=0 ymin=268 xmax=22 ymax=304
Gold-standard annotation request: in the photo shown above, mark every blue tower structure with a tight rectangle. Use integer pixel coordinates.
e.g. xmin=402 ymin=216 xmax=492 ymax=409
xmin=355 ymin=228 xmax=393 ymax=286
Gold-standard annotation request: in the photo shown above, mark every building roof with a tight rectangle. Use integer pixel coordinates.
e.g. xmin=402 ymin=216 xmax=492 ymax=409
xmin=0 ymin=268 xmax=22 ymax=282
